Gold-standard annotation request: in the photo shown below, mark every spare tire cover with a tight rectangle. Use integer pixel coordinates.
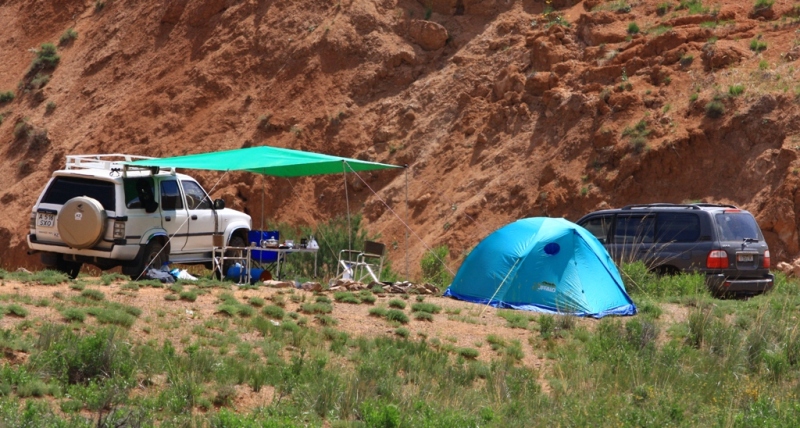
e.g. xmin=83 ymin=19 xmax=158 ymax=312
xmin=58 ymin=196 xmax=107 ymax=249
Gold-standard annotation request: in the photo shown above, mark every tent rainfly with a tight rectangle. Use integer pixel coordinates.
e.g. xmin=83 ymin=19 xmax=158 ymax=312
xmin=443 ymin=217 xmax=637 ymax=318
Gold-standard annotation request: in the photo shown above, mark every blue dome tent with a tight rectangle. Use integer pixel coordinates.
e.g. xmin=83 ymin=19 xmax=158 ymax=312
xmin=443 ymin=217 xmax=636 ymax=318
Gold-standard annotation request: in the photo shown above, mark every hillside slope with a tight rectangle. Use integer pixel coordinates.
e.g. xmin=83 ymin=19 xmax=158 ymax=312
xmin=2 ymin=0 xmax=800 ymax=276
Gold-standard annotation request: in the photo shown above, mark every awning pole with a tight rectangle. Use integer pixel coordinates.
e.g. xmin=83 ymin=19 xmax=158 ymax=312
xmin=405 ymin=166 xmax=409 ymax=281
xmin=343 ymin=161 xmax=351 ymax=252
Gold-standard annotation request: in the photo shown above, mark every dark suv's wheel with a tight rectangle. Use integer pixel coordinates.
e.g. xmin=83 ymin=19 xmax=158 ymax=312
xmin=124 ymin=240 xmax=168 ymax=279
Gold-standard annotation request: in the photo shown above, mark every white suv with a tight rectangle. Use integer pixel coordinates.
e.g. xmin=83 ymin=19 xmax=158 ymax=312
xmin=27 ymin=154 xmax=251 ymax=278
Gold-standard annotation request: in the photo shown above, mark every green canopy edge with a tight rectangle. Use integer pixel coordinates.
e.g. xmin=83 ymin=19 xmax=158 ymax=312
xmin=125 ymin=145 xmax=402 ymax=177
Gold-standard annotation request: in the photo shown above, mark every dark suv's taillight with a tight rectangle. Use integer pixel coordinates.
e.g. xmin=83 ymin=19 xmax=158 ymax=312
xmin=763 ymin=250 xmax=770 ymax=268
xmin=707 ymin=250 xmax=729 ymax=269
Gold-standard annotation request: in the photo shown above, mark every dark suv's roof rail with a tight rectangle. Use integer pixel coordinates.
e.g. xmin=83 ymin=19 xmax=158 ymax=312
xmin=621 ymin=203 xmax=739 ymax=210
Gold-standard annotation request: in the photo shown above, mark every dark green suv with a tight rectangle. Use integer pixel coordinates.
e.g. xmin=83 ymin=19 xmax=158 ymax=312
xmin=576 ymin=203 xmax=773 ymax=296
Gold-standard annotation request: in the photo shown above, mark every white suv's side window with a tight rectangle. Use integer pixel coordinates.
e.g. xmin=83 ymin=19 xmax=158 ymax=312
xmin=181 ymin=181 xmax=212 ymax=210
xmin=160 ymin=181 xmax=184 ymax=211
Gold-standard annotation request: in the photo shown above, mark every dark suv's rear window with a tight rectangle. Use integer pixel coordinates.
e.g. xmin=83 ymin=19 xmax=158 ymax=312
xmin=715 ymin=212 xmax=762 ymax=241
xmin=42 ymin=177 xmax=115 ymax=210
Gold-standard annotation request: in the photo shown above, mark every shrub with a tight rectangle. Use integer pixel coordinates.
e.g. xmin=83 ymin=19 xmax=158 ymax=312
xmin=754 ymin=0 xmax=774 ymax=11
xmin=14 ymin=119 xmax=32 ymax=140
xmin=677 ymin=0 xmax=708 ymax=14
xmin=333 ymin=291 xmax=361 ymax=304
xmin=299 ymin=302 xmax=332 ymax=314
xmin=413 ymin=311 xmax=434 ymax=322
xmin=656 ymin=2 xmax=671 ymax=15
xmin=316 ymin=315 xmax=337 ymax=326
xmin=81 ymin=289 xmax=105 ymax=301
xmin=59 ymin=28 xmax=78 ymax=46
xmin=29 ymin=43 xmax=60 ymax=74
xmin=705 ymin=100 xmax=725 ymax=118
xmin=679 ymin=54 xmax=694 ymax=67
xmin=6 ymin=304 xmax=28 ymax=318
xmin=388 ymin=299 xmax=406 ymax=309
xmin=750 ymin=38 xmax=767 ymax=52
xmin=395 ymin=327 xmax=410 ymax=338
xmin=86 ymin=307 xmax=136 ymax=327
xmin=164 ymin=294 xmax=178 ymax=301
xmin=411 ymin=302 xmax=442 ymax=314
xmin=32 ymin=326 xmax=134 ymax=385
xmin=179 ymin=291 xmax=198 ymax=302
xmin=457 ymin=347 xmax=479 ymax=359
xmin=61 ymin=308 xmax=85 ymax=322
xmin=421 ymin=245 xmax=452 ymax=290
xmin=262 ymin=304 xmax=285 ymax=319
xmin=0 ymin=91 xmax=13 ymax=103
xmin=627 ymin=22 xmax=640 ymax=34
xmin=248 ymin=297 xmax=265 ymax=307
xmin=358 ymin=290 xmax=377 ymax=304
xmin=386 ymin=309 xmax=409 ymax=324
xmin=729 ymin=84 xmax=745 ymax=96
xmin=368 ymin=307 xmax=388 ymax=317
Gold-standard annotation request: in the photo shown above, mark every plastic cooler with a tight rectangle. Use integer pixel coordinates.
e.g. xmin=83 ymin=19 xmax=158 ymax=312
xmin=248 ymin=230 xmax=280 ymax=263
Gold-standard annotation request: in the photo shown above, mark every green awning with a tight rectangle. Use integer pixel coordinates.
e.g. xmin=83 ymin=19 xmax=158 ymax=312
xmin=126 ymin=146 xmax=402 ymax=177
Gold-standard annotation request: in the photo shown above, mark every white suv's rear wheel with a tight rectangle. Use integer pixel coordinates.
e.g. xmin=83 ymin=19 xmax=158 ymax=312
xmin=58 ymin=196 xmax=107 ymax=249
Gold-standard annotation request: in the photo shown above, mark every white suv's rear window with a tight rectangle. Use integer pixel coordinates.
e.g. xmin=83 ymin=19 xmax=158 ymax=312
xmin=42 ymin=177 xmax=115 ymax=210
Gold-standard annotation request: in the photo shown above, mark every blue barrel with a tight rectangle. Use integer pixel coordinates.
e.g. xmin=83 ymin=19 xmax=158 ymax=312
xmin=225 ymin=265 xmax=265 ymax=285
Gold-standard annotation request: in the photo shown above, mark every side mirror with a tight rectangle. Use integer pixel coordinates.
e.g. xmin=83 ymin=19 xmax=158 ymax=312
xmin=213 ymin=199 xmax=225 ymax=210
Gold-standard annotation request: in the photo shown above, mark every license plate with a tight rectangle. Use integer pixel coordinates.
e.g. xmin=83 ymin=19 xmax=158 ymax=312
xmin=37 ymin=213 xmax=55 ymax=228
xmin=737 ymin=254 xmax=754 ymax=263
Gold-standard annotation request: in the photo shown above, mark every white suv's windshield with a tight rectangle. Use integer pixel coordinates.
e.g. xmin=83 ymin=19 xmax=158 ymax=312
xmin=715 ymin=213 xmax=762 ymax=241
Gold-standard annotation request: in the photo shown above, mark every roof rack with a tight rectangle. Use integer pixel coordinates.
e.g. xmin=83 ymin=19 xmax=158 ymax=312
xmin=64 ymin=154 xmax=174 ymax=175
xmin=621 ymin=203 xmax=739 ymax=210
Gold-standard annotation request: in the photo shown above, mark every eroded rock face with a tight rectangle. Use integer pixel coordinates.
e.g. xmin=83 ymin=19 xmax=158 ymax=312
xmin=408 ymin=19 xmax=448 ymax=50
xmin=701 ymin=42 xmax=747 ymax=71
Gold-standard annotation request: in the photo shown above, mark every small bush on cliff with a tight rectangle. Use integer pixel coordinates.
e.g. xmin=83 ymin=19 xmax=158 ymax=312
xmin=728 ymin=85 xmax=745 ymax=96
xmin=28 ymin=43 xmax=60 ymax=76
xmin=678 ymin=0 xmax=709 ymax=14
xmin=627 ymin=22 xmax=640 ymax=34
xmin=753 ymin=0 xmax=774 ymax=12
xmin=750 ymin=38 xmax=767 ymax=52
xmin=0 ymin=91 xmax=13 ymax=103
xmin=58 ymin=28 xmax=78 ymax=46
xmin=705 ymin=100 xmax=725 ymax=118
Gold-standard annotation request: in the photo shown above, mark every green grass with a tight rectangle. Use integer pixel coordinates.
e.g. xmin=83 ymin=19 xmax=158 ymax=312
xmin=0 ymin=266 xmax=799 ymax=425
xmin=411 ymin=302 xmax=442 ymax=314
xmin=80 ymin=289 xmax=105 ymax=301
xmin=388 ymin=299 xmax=406 ymax=309
xmin=729 ymin=84 xmax=745 ymax=96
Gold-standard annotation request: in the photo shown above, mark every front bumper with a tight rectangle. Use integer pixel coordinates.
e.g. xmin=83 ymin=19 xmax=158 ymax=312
xmin=705 ymin=273 xmax=774 ymax=295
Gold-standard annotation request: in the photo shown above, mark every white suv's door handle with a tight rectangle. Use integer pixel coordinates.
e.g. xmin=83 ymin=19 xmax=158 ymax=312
xmin=165 ymin=216 xmax=171 ymax=221
xmin=191 ymin=215 xmax=198 ymax=220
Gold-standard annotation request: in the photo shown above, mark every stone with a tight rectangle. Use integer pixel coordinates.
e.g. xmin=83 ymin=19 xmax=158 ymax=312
xmin=408 ymin=20 xmax=448 ymax=51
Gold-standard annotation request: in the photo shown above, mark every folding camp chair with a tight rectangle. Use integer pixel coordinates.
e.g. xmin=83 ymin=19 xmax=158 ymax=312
xmin=336 ymin=241 xmax=386 ymax=283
